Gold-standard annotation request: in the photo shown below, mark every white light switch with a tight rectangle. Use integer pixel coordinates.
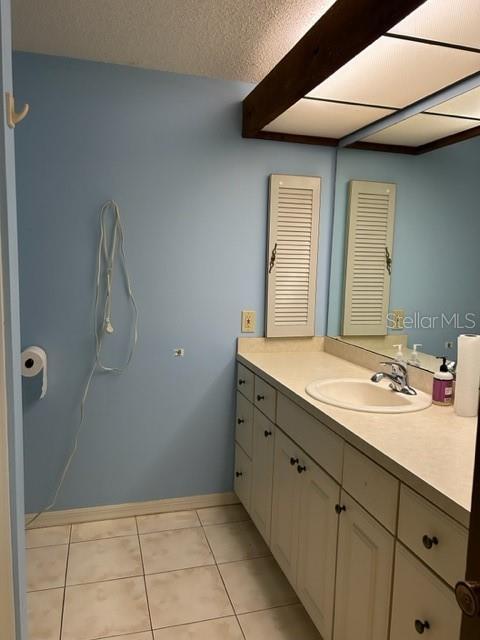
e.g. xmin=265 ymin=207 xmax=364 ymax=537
xmin=241 ymin=310 xmax=256 ymax=333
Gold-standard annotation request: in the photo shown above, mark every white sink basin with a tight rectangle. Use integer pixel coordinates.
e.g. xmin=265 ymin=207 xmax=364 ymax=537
xmin=305 ymin=378 xmax=432 ymax=414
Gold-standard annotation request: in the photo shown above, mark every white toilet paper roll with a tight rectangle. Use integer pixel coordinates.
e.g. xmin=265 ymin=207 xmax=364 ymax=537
xmin=454 ymin=334 xmax=480 ymax=418
xmin=21 ymin=346 xmax=48 ymax=399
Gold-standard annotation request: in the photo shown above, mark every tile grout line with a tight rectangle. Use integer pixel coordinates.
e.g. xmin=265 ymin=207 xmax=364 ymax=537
xmin=197 ymin=510 xmax=248 ymax=640
xmin=28 ymin=507 xmax=295 ymax=639
xmin=135 ymin=516 xmax=155 ymax=637
xmin=58 ymin=524 xmax=72 ymax=640
xmin=199 ymin=513 xmax=302 ymax=628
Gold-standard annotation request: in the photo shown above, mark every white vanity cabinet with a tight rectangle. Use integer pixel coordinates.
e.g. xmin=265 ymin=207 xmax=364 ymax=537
xmin=334 ymin=491 xmax=394 ymax=640
xmin=235 ymin=391 xmax=253 ymax=457
xmin=234 ymin=443 xmax=251 ymax=511
xmin=270 ymin=428 xmax=302 ymax=583
xmin=234 ymin=372 xmax=277 ymax=537
xmin=296 ymin=446 xmax=340 ymax=639
xmin=270 ymin=427 xmax=340 ymax=639
xmin=250 ymin=408 xmax=275 ymax=543
xmin=234 ymin=361 xmax=467 ymax=640
xmin=236 ymin=362 xmax=254 ymax=401
xmin=390 ymin=544 xmax=461 ymax=640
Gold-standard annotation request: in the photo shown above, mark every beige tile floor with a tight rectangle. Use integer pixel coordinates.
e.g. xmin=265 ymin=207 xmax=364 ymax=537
xmin=26 ymin=504 xmax=321 ymax=640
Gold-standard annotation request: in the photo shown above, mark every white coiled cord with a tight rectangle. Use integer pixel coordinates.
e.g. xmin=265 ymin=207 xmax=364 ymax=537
xmin=27 ymin=200 xmax=138 ymax=527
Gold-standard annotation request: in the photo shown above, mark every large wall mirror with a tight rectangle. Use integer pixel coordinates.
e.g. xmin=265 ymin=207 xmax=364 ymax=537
xmin=328 ymin=135 xmax=480 ymax=372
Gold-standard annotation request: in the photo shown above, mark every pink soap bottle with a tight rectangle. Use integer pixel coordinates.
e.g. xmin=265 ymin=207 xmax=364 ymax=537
xmin=432 ymin=356 xmax=454 ymax=406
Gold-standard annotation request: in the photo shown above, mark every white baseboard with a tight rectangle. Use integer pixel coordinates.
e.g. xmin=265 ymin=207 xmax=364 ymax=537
xmin=26 ymin=491 xmax=239 ymax=529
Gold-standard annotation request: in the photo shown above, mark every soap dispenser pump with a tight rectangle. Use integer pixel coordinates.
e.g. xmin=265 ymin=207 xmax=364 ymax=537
xmin=393 ymin=344 xmax=406 ymax=365
xmin=408 ymin=344 xmax=422 ymax=367
xmin=432 ymin=356 xmax=454 ymax=406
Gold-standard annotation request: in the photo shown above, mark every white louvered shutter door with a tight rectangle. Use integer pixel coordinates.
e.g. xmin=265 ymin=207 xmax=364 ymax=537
xmin=266 ymin=174 xmax=321 ymax=337
xmin=342 ymin=180 xmax=396 ymax=336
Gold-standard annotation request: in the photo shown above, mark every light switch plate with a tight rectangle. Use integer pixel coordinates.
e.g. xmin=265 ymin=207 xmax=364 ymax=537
xmin=241 ymin=310 xmax=256 ymax=333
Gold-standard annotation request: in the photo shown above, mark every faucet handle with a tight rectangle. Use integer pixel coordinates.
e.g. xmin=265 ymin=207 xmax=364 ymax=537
xmin=380 ymin=360 xmax=407 ymax=374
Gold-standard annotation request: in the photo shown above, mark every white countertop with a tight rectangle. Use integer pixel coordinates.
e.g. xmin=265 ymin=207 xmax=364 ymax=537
xmin=237 ymin=349 xmax=476 ymax=528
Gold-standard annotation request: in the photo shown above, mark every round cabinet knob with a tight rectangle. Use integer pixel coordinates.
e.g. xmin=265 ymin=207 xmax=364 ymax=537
xmin=455 ymin=581 xmax=480 ymax=617
xmin=335 ymin=504 xmax=346 ymax=514
xmin=237 ymin=418 xmax=245 ymax=425
xmin=235 ymin=471 xmax=243 ymax=478
xmin=422 ymin=535 xmax=439 ymax=550
xmin=414 ymin=620 xmax=430 ymax=634
xmin=256 ymin=394 xmax=265 ymax=401
xmin=264 ymin=430 xmax=272 ymax=438
xmin=238 ymin=379 xmax=246 ymax=385
xmin=297 ymin=464 xmax=306 ymax=474
xmin=290 ymin=457 xmax=299 ymax=466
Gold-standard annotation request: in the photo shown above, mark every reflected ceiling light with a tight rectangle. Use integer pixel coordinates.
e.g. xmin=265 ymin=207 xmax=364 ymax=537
xmin=361 ymin=112 xmax=480 ymax=146
xmin=426 ymin=85 xmax=480 ymax=119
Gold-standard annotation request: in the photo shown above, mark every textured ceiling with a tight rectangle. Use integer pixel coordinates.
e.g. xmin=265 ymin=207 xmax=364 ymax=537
xmin=12 ymin=0 xmax=336 ymax=82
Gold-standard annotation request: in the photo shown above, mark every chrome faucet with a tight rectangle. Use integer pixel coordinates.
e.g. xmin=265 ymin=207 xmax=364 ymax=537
xmin=371 ymin=361 xmax=417 ymax=396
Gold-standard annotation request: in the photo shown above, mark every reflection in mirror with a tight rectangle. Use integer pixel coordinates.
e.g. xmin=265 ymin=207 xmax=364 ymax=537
xmin=328 ymin=137 xmax=480 ymax=371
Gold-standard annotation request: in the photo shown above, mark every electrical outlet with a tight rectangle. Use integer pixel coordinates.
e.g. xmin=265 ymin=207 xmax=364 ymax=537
xmin=241 ymin=310 xmax=256 ymax=333
xmin=391 ymin=309 xmax=405 ymax=330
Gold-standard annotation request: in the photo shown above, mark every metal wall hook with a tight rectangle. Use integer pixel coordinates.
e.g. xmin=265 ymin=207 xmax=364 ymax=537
xmin=5 ymin=92 xmax=30 ymax=129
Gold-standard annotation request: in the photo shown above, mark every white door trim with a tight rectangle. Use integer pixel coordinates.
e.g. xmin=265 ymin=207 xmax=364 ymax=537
xmin=0 ymin=233 xmax=16 ymax=640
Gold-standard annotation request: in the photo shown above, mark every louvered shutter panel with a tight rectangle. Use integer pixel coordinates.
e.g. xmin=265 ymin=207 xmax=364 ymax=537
xmin=266 ymin=174 xmax=321 ymax=337
xmin=342 ymin=180 xmax=396 ymax=336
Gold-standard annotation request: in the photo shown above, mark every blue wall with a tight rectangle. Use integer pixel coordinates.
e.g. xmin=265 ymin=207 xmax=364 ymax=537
xmin=328 ymin=140 xmax=480 ymax=357
xmin=14 ymin=53 xmax=336 ymax=512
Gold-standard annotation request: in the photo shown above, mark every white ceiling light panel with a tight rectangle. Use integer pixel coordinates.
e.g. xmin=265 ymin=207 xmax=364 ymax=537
xmin=307 ymin=36 xmax=480 ymax=109
xmin=389 ymin=0 xmax=480 ymax=50
xmin=263 ymin=99 xmax=394 ymax=138
xmin=361 ymin=113 xmax=480 ymax=146
xmin=427 ymin=85 xmax=480 ymax=118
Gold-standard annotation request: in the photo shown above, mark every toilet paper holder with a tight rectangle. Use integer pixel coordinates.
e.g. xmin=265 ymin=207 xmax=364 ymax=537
xmin=21 ymin=346 xmax=48 ymax=399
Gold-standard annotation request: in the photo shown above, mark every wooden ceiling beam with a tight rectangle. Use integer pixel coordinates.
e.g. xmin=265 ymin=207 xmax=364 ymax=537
xmin=251 ymin=131 xmax=338 ymax=147
xmin=242 ymin=0 xmax=427 ymax=138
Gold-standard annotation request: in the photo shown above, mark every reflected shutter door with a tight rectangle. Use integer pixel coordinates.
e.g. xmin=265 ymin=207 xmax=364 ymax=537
xmin=266 ymin=174 xmax=321 ymax=337
xmin=342 ymin=180 xmax=396 ymax=336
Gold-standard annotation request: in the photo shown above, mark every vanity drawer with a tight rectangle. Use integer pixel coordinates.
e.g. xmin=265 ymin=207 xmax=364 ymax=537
xmin=390 ymin=544 xmax=461 ymax=640
xmin=254 ymin=376 xmax=277 ymax=421
xmin=237 ymin=362 xmax=254 ymax=402
xmin=234 ymin=444 xmax=252 ymax=513
xmin=235 ymin=392 xmax=254 ymax=457
xmin=398 ymin=485 xmax=468 ymax=587
xmin=276 ymin=394 xmax=343 ymax=482
xmin=342 ymin=444 xmax=399 ymax=533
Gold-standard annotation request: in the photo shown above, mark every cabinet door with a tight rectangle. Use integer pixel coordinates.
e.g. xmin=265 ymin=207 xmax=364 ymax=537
xmin=270 ymin=428 xmax=302 ymax=586
xmin=235 ymin=392 xmax=253 ymax=457
xmin=234 ymin=444 xmax=252 ymax=513
xmin=334 ymin=492 xmax=394 ymax=640
xmin=250 ymin=409 xmax=275 ymax=544
xmin=237 ymin=362 xmax=254 ymax=402
xmin=297 ymin=455 xmax=340 ymax=640
xmin=390 ymin=544 xmax=461 ymax=640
